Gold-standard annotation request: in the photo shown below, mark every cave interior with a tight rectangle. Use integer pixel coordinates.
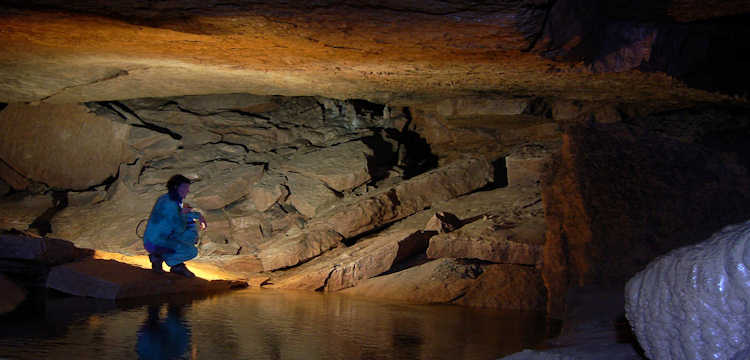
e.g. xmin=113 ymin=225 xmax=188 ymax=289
xmin=1 ymin=0 xmax=750 ymax=357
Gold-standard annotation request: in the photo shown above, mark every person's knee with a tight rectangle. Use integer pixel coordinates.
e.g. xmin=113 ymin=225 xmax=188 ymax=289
xmin=187 ymin=245 xmax=198 ymax=260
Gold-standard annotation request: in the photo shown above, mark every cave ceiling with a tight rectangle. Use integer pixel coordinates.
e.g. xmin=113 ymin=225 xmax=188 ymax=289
xmin=0 ymin=0 xmax=748 ymax=107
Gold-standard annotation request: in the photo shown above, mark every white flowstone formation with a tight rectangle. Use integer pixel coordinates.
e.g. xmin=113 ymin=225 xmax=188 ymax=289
xmin=625 ymin=220 xmax=750 ymax=360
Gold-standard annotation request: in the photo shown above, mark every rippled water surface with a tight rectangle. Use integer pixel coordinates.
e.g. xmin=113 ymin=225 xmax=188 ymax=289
xmin=0 ymin=289 xmax=553 ymax=360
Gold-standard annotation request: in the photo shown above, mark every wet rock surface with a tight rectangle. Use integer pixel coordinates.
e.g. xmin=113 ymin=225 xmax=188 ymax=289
xmin=46 ymin=258 xmax=245 ymax=299
xmin=0 ymin=234 xmax=93 ymax=265
xmin=0 ymin=235 xmax=247 ymax=309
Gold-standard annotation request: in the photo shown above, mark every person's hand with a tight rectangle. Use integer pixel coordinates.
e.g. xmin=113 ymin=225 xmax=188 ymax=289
xmin=199 ymin=214 xmax=207 ymax=230
xmin=181 ymin=204 xmax=193 ymax=214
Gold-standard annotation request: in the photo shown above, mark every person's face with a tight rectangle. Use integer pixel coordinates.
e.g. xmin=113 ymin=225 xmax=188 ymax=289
xmin=177 ymin=183 xmax=190 ymax=199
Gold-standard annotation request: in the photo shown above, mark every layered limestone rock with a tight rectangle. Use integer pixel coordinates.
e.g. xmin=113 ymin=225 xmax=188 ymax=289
xmin=310 ymin=155 xmax=494 ymax=239
xmin=265 ymin=180 xmax=548 ymax=310
xmin=255 ymin=229 xmax=343 ymax=271
xmin=625 ymin=220 xmax=750 ymax=360
xmin=341 ymin=258 xmax=546 ymax=311
xmin=285 ymin=172 xmax=339 ymax=218
xmin=427 ymin=216 xmax=545 ymax=265
xmin=25 ymin=94 xmax=396 ymax=253
xmin=281 ymin=140 xmax=374 ymax=192
xmin=267 ymin=228 xmax=433 ymax=291
xmin=341 ymin=258 xmax=482 ymax=304
xmin=188 ymin=165 xmax=264 ymax=210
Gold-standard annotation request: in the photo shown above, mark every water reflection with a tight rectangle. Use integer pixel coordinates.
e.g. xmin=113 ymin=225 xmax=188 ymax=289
xmin=136 ymin=304 xmax=191 ymax=360
xmin=0 ymin=289 xmax=554 ymax=360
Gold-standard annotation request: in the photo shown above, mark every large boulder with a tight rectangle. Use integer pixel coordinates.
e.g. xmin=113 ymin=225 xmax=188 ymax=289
xmin=268 ymin=228 xmax=433 ymax=291
xmin=255 ymin=229 xmax=343 ymax=271
xmin=0 ymin=103 xmax=134 ymax=190
xmin=625 ymin=220 xmax=750 ymax=360
xmin=285 ymin=172 xmax=339 ymax=218
xmin=342 ymin=258 xmax=545 ymax=311
xmin=188 ymin=164 xmax=264 ymax=210
xmin=46 ymin=258 xmax=246 ymax=299
xmin=427 ymin=216 xmax=545 ymax=265
xmin=340 ymin=258 xmax=481 ymax=304
xmin=0 ymin=274 xmax=26 ymax=314
xmin=454 ymin=264 xmax=546 ymax=311
xmin=311 ymin=156 xmax=493 ymax=239
xmin=249 ymin=172 xmax=289 ymax=212
xmin=280 ymin=140 xmax=374 ymax=192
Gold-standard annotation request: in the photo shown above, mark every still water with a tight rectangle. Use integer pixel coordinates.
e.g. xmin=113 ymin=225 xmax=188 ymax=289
xmin=0 ymin=289 xmax=553 ymax=360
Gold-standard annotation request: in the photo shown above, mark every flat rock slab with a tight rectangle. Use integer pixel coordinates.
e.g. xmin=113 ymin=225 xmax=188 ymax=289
xmin=281 ymin=140 xmax=373 ymax=192
xmin=268 ymin=228 xmax=433 ymax=291
xmin=340 ymin=257 xmax=546 ymax=311
xmin=311 ymin=155 xmax=493 ymax=239
xmin=427 ymin=216 xmax=545 ymax=265
xmin=0 ymin=273 xmax=26 ymax=314
xmin=340 ymin=258 xmax=481 ymax=304
xmin=256 ymin=229 xmax=343 ymax=271
xmin=46 ymin=259 xmax=247 ymax=299
xmin=0 ymin=234 xmax=93 ymax=265
xmin=189 ymin=164 xmax=264 ymax=210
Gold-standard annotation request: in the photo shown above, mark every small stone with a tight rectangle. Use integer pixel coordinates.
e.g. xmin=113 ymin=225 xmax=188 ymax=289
xmin=424 ymin=211 xmax=461 ymax=233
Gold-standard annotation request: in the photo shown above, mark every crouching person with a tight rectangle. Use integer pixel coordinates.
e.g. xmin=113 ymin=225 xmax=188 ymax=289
xmin=143 ymin=174 xmax=206 ymax=278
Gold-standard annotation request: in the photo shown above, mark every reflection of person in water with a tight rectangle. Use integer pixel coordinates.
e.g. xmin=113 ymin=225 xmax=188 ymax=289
xmin=143 ymin=174 xmax=206 ymax=278
xmin=136 ymin=304 xmax=191 ymax=360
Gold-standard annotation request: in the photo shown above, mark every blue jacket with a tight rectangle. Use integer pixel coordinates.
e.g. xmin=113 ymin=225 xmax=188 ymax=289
xmin=143 ymin=194 xmax=198 ymax=250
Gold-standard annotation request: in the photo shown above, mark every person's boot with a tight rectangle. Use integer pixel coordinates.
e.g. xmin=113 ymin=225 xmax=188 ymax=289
xmin=170 ymin=263 xmax=196 ymax=278
xmin=148 ymin=254 xmax=164 ymax=273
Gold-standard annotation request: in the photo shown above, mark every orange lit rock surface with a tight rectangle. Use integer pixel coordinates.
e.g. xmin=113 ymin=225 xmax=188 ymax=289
xmin=0 ymin=1 xmax=741 ymax=106
xmin=46 ymin=258 xmax=247 ymax=299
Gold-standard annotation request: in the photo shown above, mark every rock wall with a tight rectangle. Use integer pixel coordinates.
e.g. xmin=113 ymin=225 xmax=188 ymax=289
xmin=542 ymin=120 xmax=750 ymax=317
xmin=0 ymin=93 xmax=558 ymax=313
